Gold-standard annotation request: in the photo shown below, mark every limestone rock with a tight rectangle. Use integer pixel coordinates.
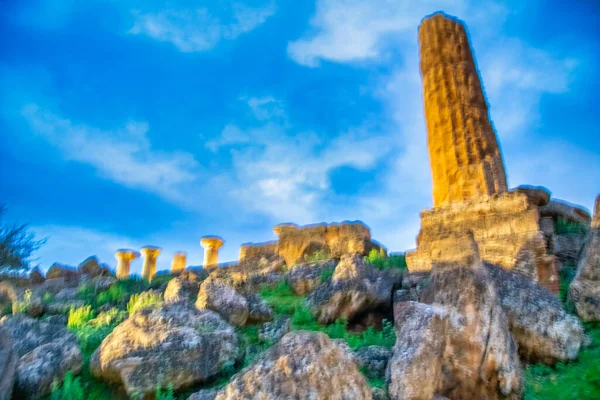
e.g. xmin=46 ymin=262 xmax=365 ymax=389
xmin=552 ymin=233 xmax=587 ymax=267
xmin=540 ymin=200 xmax=591 ymax=225
xmin=569 ymin=200 xmax=600 ymax=321
xmin=44 ymin=299 xmax=85 ymax=315
xmin=46 ymin=263 xmax=79 ymax=282
xmin=387 ymin=301 xmax=449 ymax=400
xmin=306 ymin=254 xmax=395 ymax=324
xmin=486 ymin=263 xmax=584 ymax=363
xmin=515 ymin=186 xmax=551 ymax=207
xmin=246 ymin=294 xmax=273 ymax=324
xmin=90 ymin=303 xmax=239 ymax=397
xmin=196 ymin=278 xmax=249 ymax=326
xmin=354 ymin=345 xmax=391 ymax=379
xmin=188 ymin=389 xmax=219 ymax=400
xmin=420 ymin=265 xmax=522 ymax=399
xmin=14 ymin=341 xmax=83 ymax=399
xmin=0 ymin=282 xmax=43 ymax=317
xmin=55 ymin=287 xmax=79 ymax=301
xmin=372 ymin=388 xmax=389 ymax=400
xmin=85 ymin=275 xmax=117 ymax=291
xmin=164 ymin=271 xmax=205 ymax=304
xmin=0 ymin=315 xmax=82 ymax=399
xmin=286 ymin=259 xmax=337 ymax=295
xmin=258 ymin=316 xmax=291 ymax=344
xmin=77 ymin=256 xmax=107 ymax=277
xmin=0 ymin=327 xmax=16 ymax=400
xmin=29 ymin=267 xmax=45 ymax=285
xmin=215 ymin=331 xmax=371 ymax=400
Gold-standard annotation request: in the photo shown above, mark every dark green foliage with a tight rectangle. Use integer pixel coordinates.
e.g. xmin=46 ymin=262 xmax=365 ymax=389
xmin=303 ymin=249 xmax=331 ymax=263
xmin=156 ymin=385 xmax=175 ymax=400
xmin=319 ymin=267 xmax=334 ymax=282
xmin=555 ymin=217 xmax=588 ymax=235
xmin=50 ymin=372 xmax=84 ymax=400
xmin=0 ymin=205 xmax=46 ymax=274
xmin=364 ymin=249 xmax=407 ymax=271
xmin=524 ymin=322 xmax=600 ymax=399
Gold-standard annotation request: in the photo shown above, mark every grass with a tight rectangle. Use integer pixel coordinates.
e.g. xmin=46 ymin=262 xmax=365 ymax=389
xmin=127 ymin=290 xmax=163 ymax=314
xmin=303 ymin=249 xmax=331 ymax=263
xmin=50 ymin=372 xmax=84 ymax=400
xmin=364 ymin=248 xmax=407 ymax=271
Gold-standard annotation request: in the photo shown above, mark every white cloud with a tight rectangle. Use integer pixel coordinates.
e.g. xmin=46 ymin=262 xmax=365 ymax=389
xmin=21 ymin=104 xmax=199 ymax=203
xmin=129 ymin=4 xmax=276 ymax=52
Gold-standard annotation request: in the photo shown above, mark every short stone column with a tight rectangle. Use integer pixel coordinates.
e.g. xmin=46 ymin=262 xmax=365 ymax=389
xmin=140 ymin=246 xmax=161 ymax=282
xmin=593 ymin=194 xmax=600 ymax=228
xmin=170 ymin=252 xmax=187 ymax=275
xmin=115 ymin=249 xmax=140 ymax=280
xmin=201 ymin=236 xmax=224 ymax=269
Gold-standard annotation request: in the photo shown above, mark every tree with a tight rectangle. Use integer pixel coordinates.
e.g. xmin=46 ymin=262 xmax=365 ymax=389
xmin=0 ymin=205 xmax=45 ymax=274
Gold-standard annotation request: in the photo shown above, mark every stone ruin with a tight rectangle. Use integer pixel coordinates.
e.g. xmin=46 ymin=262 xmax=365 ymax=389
xmin=405 ymin=13 xmax=592 ymax=293
xmin=240 ymin=221 xmax=382 ymax=267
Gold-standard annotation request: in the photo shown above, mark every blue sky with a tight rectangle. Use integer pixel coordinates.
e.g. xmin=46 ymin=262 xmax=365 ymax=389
xmin=1 ymin=0 xmax=599 ymax=274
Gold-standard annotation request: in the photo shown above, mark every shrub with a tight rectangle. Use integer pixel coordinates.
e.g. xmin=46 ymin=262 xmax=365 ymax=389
xmin=303 ymin=249 xmax=331 ymax=263
xmin=319 ymin=268 xmax=334 ymax=282
xmin=364 ymin=249 xmax=407 ymax=271
xmin=155 ymin=384 xmax=175 ymax=400
xmin=259 ymin=281 xmax=305 ymax=315
xmin=127 ymin=291 xmax=163 ymax=315
xmin=95 ymin=284 xmax=126 ymax=307
xmin=555 ymin=217 xmax=587 ymax=235
xmin=14 ymin=289 xmax=34 ymax=314
xmin=68 ymin=306 xmax=95 ymax=329
xmin=50 ymin=371 xmax=84 ymax=400
xmin=42 ymin=291 xmax=54 ymax=304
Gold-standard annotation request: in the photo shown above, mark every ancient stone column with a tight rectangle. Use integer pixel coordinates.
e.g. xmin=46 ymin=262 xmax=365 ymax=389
xmin=593 ymin=195 xmax=600 ymax=228
xmin=200 ymin=236 xmax=224 ymax=269
xmin=170 ymin=252 xmax=187 ymax=275
xmin=140 ymin=246 xmax=161 ymax=282
xmin=115 ymin=249 xmax=140 ymax=280
xmin=419 ymin=13 xmax=508 ymax=207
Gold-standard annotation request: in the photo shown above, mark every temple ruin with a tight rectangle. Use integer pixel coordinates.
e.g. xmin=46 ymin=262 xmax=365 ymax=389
xmin=115 ymin=249 xmax=140 ymax=280
xmin=201 ymin=236 xmax=224 ymax=269
xmin=140 ymin=246 xmax=161 ymax=282
xmin=170 ymin=252 xmax=187 ymax=275
xmin=405 ymin=13 xmax=591 ymax=292
xmin=240 ymin=221 xmax=382 ymax=267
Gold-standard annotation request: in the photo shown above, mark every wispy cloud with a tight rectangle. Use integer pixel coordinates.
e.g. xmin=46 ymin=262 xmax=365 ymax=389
xmin=21 ymin=104 xmax=199 ymax=203
xmin=129 ymin=4 xmax=276 ymax=52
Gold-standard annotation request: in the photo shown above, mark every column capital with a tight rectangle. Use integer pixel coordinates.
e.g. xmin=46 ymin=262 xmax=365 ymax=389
xmin=200 ymin=236 xmax=224 ymax=249
xmin=140 ymin=246 xmax=162 ymax=257
xmin=115 ymin=249 xmax=140 ymax=261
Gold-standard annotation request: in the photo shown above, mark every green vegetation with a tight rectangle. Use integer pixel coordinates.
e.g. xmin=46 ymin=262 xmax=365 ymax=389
xmin=319 ymin=267 xmax=334 ymax=282
xmin=50 ymin=372 xmax=84 ymax=400
xmin=0 ymin=205 xmax=46 ymax=274
xmin=364 ymin=248 xmax=407 ymax=271
xmin=68 ymin=306 xmax=95 ymax=329
xmin=155 ymin=385 xmax=175 ymax=400
xmin=555 ymin=217 xmax=588 ymax=235
xmin=524 ymin=322 xmax=600 ymax=399
xmin=127 ymin=290 xmax=163 ymax=314
xmin=13 ymin=289 xmax=34 ymax=314
xmin=303 ymin=249 xmax=331 ymax=263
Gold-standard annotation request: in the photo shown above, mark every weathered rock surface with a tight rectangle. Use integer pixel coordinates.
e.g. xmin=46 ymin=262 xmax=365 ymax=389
xmin=515 ymin=186 xmax=551 ymax=207
xmin=486 ymin=263 xmax=584 ymax=363
xmin=90 ymin=303 xmax=239 ymax=397
xmin=420 ymin=264 xmax=522 ymax=399
xmin=196 ymin=278 xmax=249 ymax=326
xmin=387 ymin=301 xmax=448 ymax=400
xmin=286 ymin=259 xmax=337 ymax=295
xmin=246 ymin=294 xmax=274 ymax=324
xmin=551 ymin=233 xmax=587 ymax=267
xmin=0 ymin=282 xmax=43 ymax=317
xmin=14 ymin=341 xmax=83 ymax=399
xmin=569 ymin=196 xmax=600 ymax=321
xmin=29 ymin=267 xmax=45 ymax=285
xmin=44 ymin=299 xmax=85 ymax=315
xmin=540 ymin=199 xmax=592 ymax=225
xmin=354 ymin=345 xmax=391 ymax=378
xmin=0 ymin=327 xmax=16 ymax=400
xmin=188 ymin=389 xmax=219 ymax=400
xmin=258 ymin=316 xmax=291 ymax=344
xmin=0 ymin=315 xmax=82 ymax=399
xmin=306 ymin=253 xmax=396 ymax=324
xmin=215 ymin=331 xmax=371 ymax=400
xmin=77 ymin=256 xmax=110 ymax=277
xmin=46 ymin=263 xmax=79 ymax=282
xmin=164 ymin=271 xmax=205 ymax=304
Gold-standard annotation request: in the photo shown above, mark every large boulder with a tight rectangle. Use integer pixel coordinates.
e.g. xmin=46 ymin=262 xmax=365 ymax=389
xmin=90 ymin=303 xmax=239 ymax=397
xmin=46 ymin=263 xmax=79 ymax=282
xmin=486 ymin=263 xmax=585 ymax=363
xmin=215 ymin=331 xmax=372 ymax=400
xmin=540 ymin=199 xmax=592 ymax=224
xmin=569 ymin=196 xmax=600 ymax=321
xmin=387 ymin=301 xmax=449 ymax=400
xmin=196 ymin=278 xmax=249 ymax=326
xmin=164 ymin=271 xmax=205 ymax=304
xmin=0 ymin=327 xmax=16 ymax=400
xmin=551 ymin=233 xmax=587 ymax=267
xmin=286 ymin=259 xmax=337 ymax=295
xmin=29 ymin=267 xmax=45 ymax=285
xmin=420 ymin=264 xmax=522 ymax=399
xmin=246 ymin=294 xmax=274 ymax=324
xmin=258 ymin=316 xmax=291 ymax=344
xmin=0 ymin=315 xmax=82 ymax=399
xmin=354 ymin=345 xmax=391 ymax=379
xmin=77 ymin=256 xmax=110 ymax=277
xmin=306 ymin=253 xmax=397 ymax=324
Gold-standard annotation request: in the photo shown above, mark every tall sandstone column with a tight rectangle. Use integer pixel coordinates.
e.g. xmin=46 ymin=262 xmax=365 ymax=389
xmin=140 ymin=246 xmax=161 ymax=282
xmin=201 ymin=237 xmax=224 ymax=269
xmin=170 ymin=252 xmax=187 ymax=275
xmin=115 ymin=249 xmax=139 ymax=280
xmin=419 ymin=13 xmax=508 ymax=207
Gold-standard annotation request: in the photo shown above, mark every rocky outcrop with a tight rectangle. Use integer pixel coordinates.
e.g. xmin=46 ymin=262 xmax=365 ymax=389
xmin=246 ymin=294 xmax=274 ymax=324
xmin=196 ymin=278 xmax=249 ymax=326
xmin=387 ymin=301 xmax=449 ymax=400
xmin=486 ymin=263 xmax=584 ymax=363
xmin=188 ymin=389 xmax=219 ymax=400
xmin=306 ymin=253 xmax=396 ymax=324
xmin=215 ymin=331 xmax=371 ymax=400
xmin=420 ymin=263 xmax=522 ymax=399
xmin=258 ymin=316 xmax=291 ymax=344
xmin=164 ymin=270 xmax=205 ymax=304
xmin=29 ymin=267 xmax=45 ymax=285
xmin=354 ymin=345 xmax=391 ymax=379
xmin=46 ymin=263 xmax=79 ymax=282
xmin=78 ymin=256 xmax=110 ymax=277
xmin=0 ymin=327 xmax=16 ymax=400
xmin=569 ymin=195 xmax=600 ymax=321
xmin=241 ymin=221 xmax=382 ymax=267
xmin=540 ymin=200 xmax=592 ymax=225
xmin=0 ymin=282 xmax=43 ymax=317
xmin=287 ymin=259 xmax=337 ymax=295
xmin=90 ymin=303 xmax=239 ymax=397
xmin=0 ymin=315 xmax=82 ymax=399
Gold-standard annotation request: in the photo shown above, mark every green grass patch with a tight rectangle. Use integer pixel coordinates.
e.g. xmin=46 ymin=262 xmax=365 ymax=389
xmin=555 ymin=218 xmax=588 ymax=235
xmin=127 ymin=291 xmax=163 ymax=315
xmin=364 ymin=249 xmax=407 ymax=271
